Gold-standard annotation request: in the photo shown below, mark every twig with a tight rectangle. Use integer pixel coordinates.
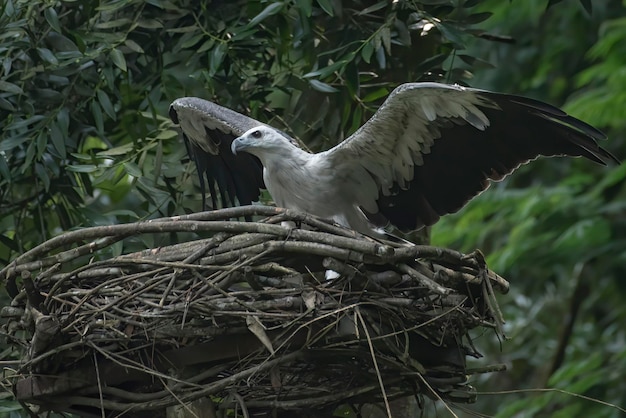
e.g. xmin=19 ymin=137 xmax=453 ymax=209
xmin=355 ymin=307 xmax=392 ymax=418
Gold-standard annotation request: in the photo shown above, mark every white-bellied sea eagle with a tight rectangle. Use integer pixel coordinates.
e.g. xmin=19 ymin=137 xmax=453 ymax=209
xmin=169 ymin=83 xmax=617 ymax=235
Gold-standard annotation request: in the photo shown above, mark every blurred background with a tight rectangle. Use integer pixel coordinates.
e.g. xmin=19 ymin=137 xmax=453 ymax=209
xmin=1 ymin=0 xmax=625 ymax=416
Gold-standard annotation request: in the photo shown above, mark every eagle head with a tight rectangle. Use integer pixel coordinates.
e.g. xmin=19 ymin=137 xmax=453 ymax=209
xmin=231 ymin=126 xmax=297 ymax=155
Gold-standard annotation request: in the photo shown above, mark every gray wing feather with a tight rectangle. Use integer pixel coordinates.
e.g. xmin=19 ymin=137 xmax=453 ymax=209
xmin=323 ymin=82 xmax=616 ymax=230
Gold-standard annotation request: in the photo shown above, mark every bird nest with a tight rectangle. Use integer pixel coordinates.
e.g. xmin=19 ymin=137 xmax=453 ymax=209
xmin=1 ymin=206 xmax=508 ymax=417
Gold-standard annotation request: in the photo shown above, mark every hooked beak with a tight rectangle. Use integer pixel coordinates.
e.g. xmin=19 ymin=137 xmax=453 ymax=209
xmin=231 ymin=136 xmax=246 ymax=155
xmin=230 ymin=136 xmax=252 ymax=155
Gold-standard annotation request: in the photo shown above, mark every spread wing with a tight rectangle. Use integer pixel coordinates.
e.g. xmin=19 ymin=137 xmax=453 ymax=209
xmin=169 ymin=98 xmax=266 ymax=210
xmin=324 ymin=82 xmax=618 ymax=231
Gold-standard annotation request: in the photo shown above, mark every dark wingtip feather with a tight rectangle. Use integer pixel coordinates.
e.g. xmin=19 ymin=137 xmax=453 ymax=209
xmin=378 ymin=89 xmax=619 ymax=232
xmin=171 ymin=98 xmax=266 ymax=211
xmin=488 ymin=93 xmax=619 ymax=166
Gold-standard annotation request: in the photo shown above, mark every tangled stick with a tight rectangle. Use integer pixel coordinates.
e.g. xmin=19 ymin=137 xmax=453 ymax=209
xmin=1 ymin=206 xmax=508 ymax=416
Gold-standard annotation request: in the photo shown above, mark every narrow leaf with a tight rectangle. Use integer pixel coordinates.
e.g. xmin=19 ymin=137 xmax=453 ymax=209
xmin=297 ymin=0 xmax=312 ymax=17
xmin=57 ymin=107 xmax=69 ymax=137
xmin=37 ymin=48 xmax=59 ymax=65
xmin=0 ymin=136 xmax=26 ymax=152
xmin=303 ymin=60 xmax=345 ymax=79
xmin=124 ymin=39 xmax=144 ymax=53
xmin=316 ymin=0 xmax=334 ymax=16
xmin=124 ymin=161 xmax=142 ymax=177
xmin=98 ymin=143 xmax=134 ymax=156
xmin=110 ymin=48 xmax=127 ymax=72
xmin=375 ymin=46 xmax=386 ymax=69
xmin=209 ymin=43 xmax=226 ymax=76
xmin=154 ymin=141 xmax=163 ymax=181
xmin=465 ymin=12 xmax=492 ymax=24
xmin=362 ymin=87 xmax=389 ymax=103
xmin=50 ymin=122 xmax=66 ymax=159
xmin=91 ymin=101 xmax=104 ymax=134
xmin=35 ymin=163 xmax=50 ymax=191
xmin=0 ymin=152 xmax=11 ymax=180
xmin=0 ymin=80 xmax=23 ymax=95
xmin=0 ymin=97 xmax=16 ymax=111
xmin=309 ymin=79 xmax=339 ymax=93
xmin=358 ymin=1 xmax=387 ymax=15
xmin=361 ymin=41 xmax=374 ymax=63
xmin=67 ymin=164 xmax=98 ymax=173
xmin=44 ymin=7 xmax=62 ymax=33
xmin=381 ymin=26 xmax=391 ymax=54
xmin=97 ymin=90 xmax=116 ymax=120
xmin=247 ymin=2 xmax=283 ymax=28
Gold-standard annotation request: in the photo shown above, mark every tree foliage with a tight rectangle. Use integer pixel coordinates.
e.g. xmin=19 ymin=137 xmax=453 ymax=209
xmin=433 ymin=1 xmax=626 ymax=416
xmin=1 ymin=0 xmax=505 ymax=264
xmin=1 ymin=0 xmax=626 ymax=416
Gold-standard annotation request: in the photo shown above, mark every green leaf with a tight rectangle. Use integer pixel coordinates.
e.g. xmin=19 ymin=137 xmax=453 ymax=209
xmin=34 ymin=88 xmax=63 ymax=103
xmin=297 ymin=0 xmax=312 ymax=17
xmin=155 ymin=129 xmax=178 ymax=140
xmin=154 ymin=140 xmax=163 ymax=181
xmin=415 ymin=53 xmax=448 ymax=73
xmin=309 ymin=79 xmax=339 ymax=93
xmin=97 ymin=90 xmax=116 ymax=120
xmin=34 ymin=163 xmax=50 ymax=191
xmin=94 ymin=18 xmax=132 ymax=29
xmin=436 ymin=22 xmax=465 ymax=48
xmin=37 ymin=47 xmax=59 ymax=65
xmin=0 ymin=135 xmax=27 ymax=152
xmin=303 ymin=60 xmax=346 ymax=79
xmin=247 ymin=2 xmax=284 ymax=28
xmin=3 ymin=0 xmax=14 ymax=16
xmin=316 ymin=0 xmax=334 ymax=16
xmin=465 ymin=12 xmax=493 ymax=24
xmin=197 ymin=39 xmax=215 ymax=53
xmin=98 ymin=143 xmax=134 ymax=157
xmin=0 ymin=152 xmax=11 ymax=180
xmin=0 ymin=80 xmax=23 ymax=95
xmin=380 ymin=27 xmax=391 ymax=54
xmin=357 ymin=1 xmax=387 ymax=15
xmin=209 ymin=43 xmax=227 ymax=76
xmin=44 ymin=7 xmax=62 ymax=33
xmin=124 ymin=161 xmax=142 ymax=177
xmin=0 ymin=97 xmax=16 ymax=110
xmin=124 ymin=39 xmax=145 ymax=53
xmin=137 ymin=19 xmax=163 ymax=29
xmin=375 ymin=46 xmax=386 ymax=69
xmin=361 ymin=40 xmax=374 ymax=63
xmin=50 ymin=121 xmax=66 ymax=159
xmin=9 ymin=115 xmax=46 ymax=130
xmin=180 ymin=32 xmax=204 ymax=49
xmin=458 ymin=54 xmax=494 ymax=68
xmin=345 ymin=62 xmax=359 ymax=97
xmin=57 ymin=107 xmax=69 ymax=137
xmin=362 ymin=87 xmax=389 ymax=103
xmin=67 ymin=164 xmax=98 ymax=173
xmin=91 ymin=101 xmax=104 ymax=134
xmin=110 ymin=48 xmax=127 ymax=72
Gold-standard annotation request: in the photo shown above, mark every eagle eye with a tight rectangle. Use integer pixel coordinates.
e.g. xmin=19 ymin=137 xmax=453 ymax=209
xmin=251 ymin=130 xmax=262 ymax=139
